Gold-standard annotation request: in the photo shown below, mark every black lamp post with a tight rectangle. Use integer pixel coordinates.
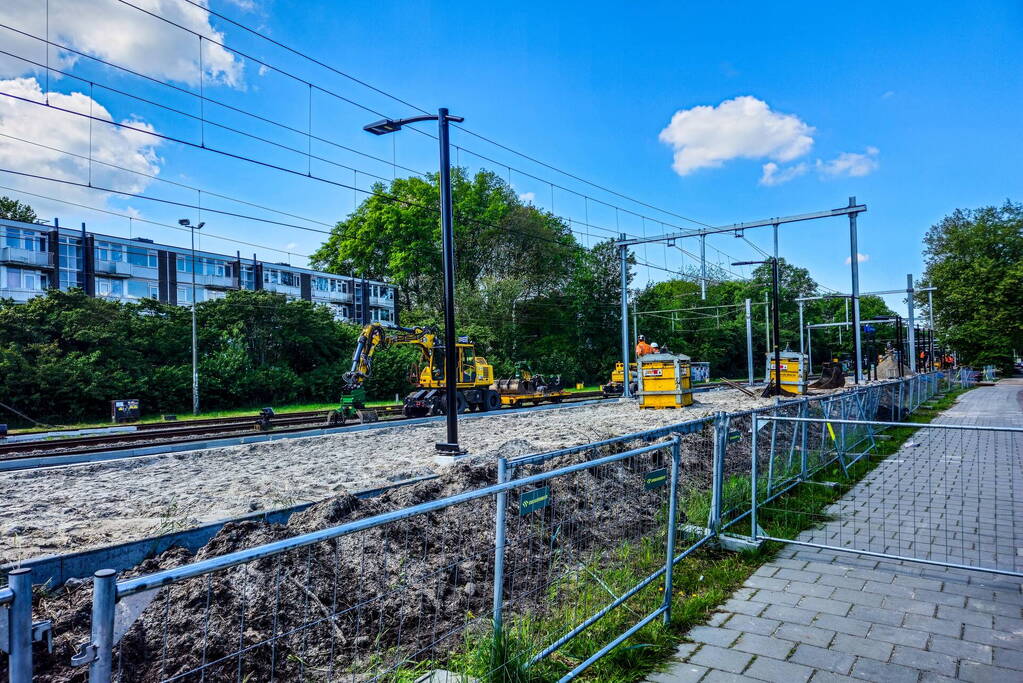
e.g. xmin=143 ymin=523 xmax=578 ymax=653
xmin=365 ymin=108 xmax=465 ymax=454
xmin=734 ymin=258 xmax=783 ymax=397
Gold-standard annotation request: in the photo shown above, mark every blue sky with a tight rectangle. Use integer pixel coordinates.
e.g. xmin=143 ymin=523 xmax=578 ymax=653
xmin=0 ymin=0 xmax=1020 ymax=313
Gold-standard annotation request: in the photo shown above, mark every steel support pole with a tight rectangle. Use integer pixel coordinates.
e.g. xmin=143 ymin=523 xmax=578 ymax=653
xmin=436 ymin=108 xmax=461 ymax=452
xmin=662 ymin=436 xmax=681 ymax=625
xmin=906 ymin=274 xmax=916 ymax=374
xmin=764 ymin=291 xmax=770 ymax=367
xmin=848 ymin=197 xmax=863 ymax=384
xmin=798 ymin=300 xmax=805 ymax=357
xmin=750 ymin=415 xmax=759 ymax=538
xmin=190 ymin=225 xmax=199 ymax=415
xmin=773 ymin=222 xmax=779 ymax=261
xmin=619 ymin=238 xmax=631 ymax=398
xmin=745 ymin=298 xmax=754 ymax=386
xmin=928 ymin=289 xmax=936 ymax=369
xmin=700 ymin=234 xmax=707 ymax=300
xmin=89 ymin=569 xmax=116 ymax=682
xmin=8 ymin=568 xmax=32 ymax=683
xmin=492 ymin=458 xmax=507 ymax=636
xmin=770 ymin=258 xmax=782 ymax=396
xmin=807 ymin=327 xmax=813 ymax=376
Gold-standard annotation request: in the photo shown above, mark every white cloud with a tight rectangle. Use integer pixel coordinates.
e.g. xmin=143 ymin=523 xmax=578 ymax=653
xmin=845 ymin=253 xmax=870 ymax=264
xmin=518 ymin=191 xmax=535 ymax=203
xmin=0 ymin=76 xmax=162 ymax=214
xmin=223 ymin=0 xmax=258 ymax=10
xmin=285 ymin=242 xmax=297 ymax=250
xmin=817 ymin=147 xmax=879 ymax=178
xmin=0 ymin=0 xmax=243 ymax=87
xmin=759 ymin=161 xmax=808 ymax=186
xmin=881 ymin=90 xmax=895 ymax=99
xmin=658 ymin=96 xmax=815 ymax=176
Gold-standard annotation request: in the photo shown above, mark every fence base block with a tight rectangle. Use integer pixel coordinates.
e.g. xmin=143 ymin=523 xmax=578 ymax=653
xmin=718 ymin=534 xmax=763 ymax=552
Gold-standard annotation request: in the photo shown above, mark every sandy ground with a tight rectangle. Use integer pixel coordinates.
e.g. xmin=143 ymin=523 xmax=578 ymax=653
xmin=1 ymin=388 xmax=790 ymax=563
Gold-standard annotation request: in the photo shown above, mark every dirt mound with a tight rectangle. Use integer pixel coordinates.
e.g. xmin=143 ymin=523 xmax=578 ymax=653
xmin=13 ymin=433 xmax=706 ymax=682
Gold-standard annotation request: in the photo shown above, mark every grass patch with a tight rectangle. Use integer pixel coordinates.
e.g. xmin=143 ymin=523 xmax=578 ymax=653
xmin=383 ymin=384 xmax=973 ymax=683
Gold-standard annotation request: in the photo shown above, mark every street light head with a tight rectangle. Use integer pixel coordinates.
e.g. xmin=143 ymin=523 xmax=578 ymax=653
xmin=364 ymin=119 xmax=402 ymax=135
xmin=196 ymin=222 xmax=205 ymax=230
xmin=178 ymin=218 xmax=190 ymax=227
xmin=731 ymin=259 xmax=766 ymax=267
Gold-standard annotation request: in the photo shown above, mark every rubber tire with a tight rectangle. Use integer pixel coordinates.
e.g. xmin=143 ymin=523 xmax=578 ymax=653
xmin=484 ymin=391 xmax=501 ymax=412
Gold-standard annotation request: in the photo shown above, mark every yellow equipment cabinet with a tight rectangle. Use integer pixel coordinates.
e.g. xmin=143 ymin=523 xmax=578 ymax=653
xmin=637 ymin=353 xmax=693 ymax=409
xmin=764 ymin=350 xmax=807 ymax=394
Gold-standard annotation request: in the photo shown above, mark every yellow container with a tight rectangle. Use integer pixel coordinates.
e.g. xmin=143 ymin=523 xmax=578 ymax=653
xmin=637 ymin=353 xmax=693 ymax=409
xmin=765 ymin=351 xmax=807 ymax=394
xmin=576 ymin=382 xmax=585 ymax=390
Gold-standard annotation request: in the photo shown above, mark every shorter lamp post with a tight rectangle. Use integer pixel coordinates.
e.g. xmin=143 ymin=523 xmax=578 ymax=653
xmin=734 ymin=258 xmax=782 ymax=397
xmin=179 ymin=218 xmax=205 ymax=415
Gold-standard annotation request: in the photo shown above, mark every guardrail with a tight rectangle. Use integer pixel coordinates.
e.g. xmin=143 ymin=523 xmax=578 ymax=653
xmin=0 ymin=370 xmax=974 ymax=682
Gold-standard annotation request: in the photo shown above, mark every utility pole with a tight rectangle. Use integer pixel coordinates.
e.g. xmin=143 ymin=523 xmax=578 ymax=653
xmin=179 ymin=218 xmax=205 ymax=415
xmin=700 ymin=234 xmax=707 ymax=300
xmin=619 ymin=237 xmax=631 ymax=398
xmin=906 ymin=274 xmax=916 ymax=373
xmin=798 ymin=300 xmax=804 ymax=358
xmin=745 ymin=298 xmax=754 ymax=386
xmin=927 ymin=288 xmax=936 ymax=370
xmin=847 ymin=197 xmax=863 ymax=384
xmin=735 ymin=259 xmax=782 ymax=396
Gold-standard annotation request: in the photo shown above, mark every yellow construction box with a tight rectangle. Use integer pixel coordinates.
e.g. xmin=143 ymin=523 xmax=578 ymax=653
xmin=637 ymin=353 xmax=693 ymax=409
xmin=764 ymin=350 xmax=807 ymax=394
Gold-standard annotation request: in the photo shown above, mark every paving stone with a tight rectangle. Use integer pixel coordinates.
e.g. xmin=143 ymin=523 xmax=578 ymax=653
xmin=846 ymin=604 xmax=903 ymax=626
xmin=936 ymin=604 xmax=995 ymax=628
xmin=992 ymin=614 xmax=1023 ymax=632
xmin=761 ymin=604 xmax=817 ymax=625
xmin=720 ymin=598 xmax=767 ymax=617
xmin=913 ymin=588 xmax=968 ymax=607
xmin=701 ymin=670 xmax=759 ymax=682
xmin=785 ymin=581 xmax=835 ymax=599
xmin=890 ymin=645 xmax=957 ymax=676
xmin=797 ymin=595 xmax=851 ymax=617
xmin=962 ymin=624 xmax=1023 ymax=648
xmin=992 ymin=646 xmax=1023 ymax=671
xmin=686 ymin=625 xmax=739 ymax=648
xmin=720 ymin=614 xmax=781 ymax=636
xmin=647 ymin=663 xmax=708 ymax=683
xmin=807 ymin=673 xmax=858 ymax=683
xmin=861 ymin=580 xmax=915 ymax=598
xmin=672 ymin=642 xmax=699 ymax=660
xmin=892 ymin=574 xmax=944 ymax=591
xmin=688 ymin=644 xmax=753 ymax=674
xmin=773 ymin=622 xmax=835 ymax=648
xmin=750 ymin=589 xmax=802 ymax=606
xmin=968 ymin=597 xmax=1022 ymax=617
xmin=788 ymin=644 xmax=855 ymax=674
xmin=746 ymin=575 xmax=788 ymax=591
xmin=816 ymin=574 xmax=865 ymax=590
xmin=927 ymin=634 xmax=992 ymax=664
xmin=774 ymin=568 xmax=824 ymax=584
xmin=829 ymin=632 xmax=894 ymax=661
xmin=879 ymin=595 xmax=938 ymax=616
xmin=733 ymin=632 xmax=795 ymax=660
xmin=867 ymin=623 xmax=929 ymax=649
xmin=830 ymin=587 xmax=883 ymax=607
xmin=743 ymin=655 xmax=814 ymax=683
xmin=849 ymin=657 xmax=921 ymax=683
xmin=919 ymin=673 xmax=959 ymax=683
xmin=706 ymin=611 xmax=730 ymax=627
xmin=811 ymin=613 xmax=872 ymax=638
xmin=959 ymin=659 xmax=1023 ymax=683
xmin=902 ymin=613 xmax=963 ymax=638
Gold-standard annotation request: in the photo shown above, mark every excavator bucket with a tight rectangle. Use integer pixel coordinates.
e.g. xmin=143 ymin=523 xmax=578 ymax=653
xmin=761 ymin=381 xmax=797 ymax=398
xmin=809 ymin=362 xmax=846 ymax=389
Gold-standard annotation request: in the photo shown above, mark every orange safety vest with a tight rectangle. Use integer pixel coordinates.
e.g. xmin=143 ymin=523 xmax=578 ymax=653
xmin=636 ymin=341 xmax=654 ymax=356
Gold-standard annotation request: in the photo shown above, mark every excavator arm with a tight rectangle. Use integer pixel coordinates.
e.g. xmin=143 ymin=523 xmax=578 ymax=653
xmin=340 ymin=323 xmax=436 ymax=393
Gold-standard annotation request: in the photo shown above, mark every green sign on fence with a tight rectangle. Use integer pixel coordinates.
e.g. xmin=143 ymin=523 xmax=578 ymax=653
xmin=519 ymin=486 xmax=551 ymax=515
xmin=644 ymin=467 xmax=668 ymax=490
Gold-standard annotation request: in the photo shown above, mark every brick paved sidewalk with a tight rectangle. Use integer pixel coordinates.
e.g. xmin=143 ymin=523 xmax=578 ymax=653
xmin=647 ymin=381 xmax=1023 ymax=682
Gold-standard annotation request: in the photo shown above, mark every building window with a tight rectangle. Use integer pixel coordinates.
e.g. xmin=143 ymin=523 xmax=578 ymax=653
xmin=96 ymin=241 xmax=125 ymax=262
xmin=58 ymin=236 xmax=82 ymax=290
xmin=127 ymin=249 xmax=158 ymax=268
xmin=177 ymin=286 xmax=193 ymax=304
xmin=5 ymin=267 xmax=46 ymax=290
xmin=176 ymin=255 xmax=188 ymax=273
xmin=126 ymin=280 xmax=159 ymax=299
xmin=96 ymin=277 xmax=124 ymax=298
xmin=240 ymin=265 xmax=254 ymax=289
xmin=3 ymin=227 xmax=44 ymax=251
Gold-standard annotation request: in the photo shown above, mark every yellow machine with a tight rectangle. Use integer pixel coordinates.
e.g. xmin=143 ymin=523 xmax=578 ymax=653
xmin=637 ymin=353 xmax=693 ymax=409
xmin=491 ymin=369 xmax=568 ymax=407
xmin=601 ymin=362 xmax=638 ymax=397
xmin=338 ymin=323 xmax=498 ymax=420
xmin=765 ymin=350 xmax=808 ymax=394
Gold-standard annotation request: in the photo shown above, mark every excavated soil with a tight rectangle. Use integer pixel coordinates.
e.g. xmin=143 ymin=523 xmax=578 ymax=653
xmin=1 ymin=390 xmax=775 ymax=563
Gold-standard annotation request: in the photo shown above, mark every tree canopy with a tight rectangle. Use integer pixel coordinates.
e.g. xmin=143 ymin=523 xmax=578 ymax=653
xmin=0 ymin=196 xmax=38 ymax=223
xmin=922 ymin=201 xmax=1022 ymax=372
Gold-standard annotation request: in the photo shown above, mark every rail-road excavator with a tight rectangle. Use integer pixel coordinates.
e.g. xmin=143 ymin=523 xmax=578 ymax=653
xmin=332 ymin=322 xmax=500 ymax=424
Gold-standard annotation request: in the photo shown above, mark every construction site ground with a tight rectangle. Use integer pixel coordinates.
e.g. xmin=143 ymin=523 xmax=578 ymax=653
xmin=0 ymin=385 xmax=853 ymax=565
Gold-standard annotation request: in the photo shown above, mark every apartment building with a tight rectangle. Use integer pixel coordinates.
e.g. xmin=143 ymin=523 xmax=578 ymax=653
xmin=0 ymin=217 xmax=398 ymax=325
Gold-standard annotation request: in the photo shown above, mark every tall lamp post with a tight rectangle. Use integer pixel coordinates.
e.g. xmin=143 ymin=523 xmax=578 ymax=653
xmin=364 ymin=108 xmax=465 ymax=454
xmin=734 ymin=258 xmax=782 ymax=397
xmin=179 ymin=218 xmax=205 ymax=415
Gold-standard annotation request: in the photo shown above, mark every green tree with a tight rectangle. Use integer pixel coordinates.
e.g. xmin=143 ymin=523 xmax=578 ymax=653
xmin=922 ymin=201 xmax=1023 ymax=373
xmin=0 ymin=196 xmax=37 ymax=223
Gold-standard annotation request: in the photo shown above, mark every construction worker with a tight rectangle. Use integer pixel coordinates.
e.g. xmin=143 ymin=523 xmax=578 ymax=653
xmin=636 ymin=335 xmax=654 ymax=357
xmin=651 ymin=342 xmax=660 ymax=353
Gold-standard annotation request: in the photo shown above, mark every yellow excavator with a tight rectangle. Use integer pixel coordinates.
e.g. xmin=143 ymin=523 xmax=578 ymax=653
xmin=334 ymin=322 xmax=498 ymax=422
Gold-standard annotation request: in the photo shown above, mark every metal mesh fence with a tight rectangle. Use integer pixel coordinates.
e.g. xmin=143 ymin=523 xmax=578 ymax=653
xmin=754 ymin=418 xmax=1023 ymax=576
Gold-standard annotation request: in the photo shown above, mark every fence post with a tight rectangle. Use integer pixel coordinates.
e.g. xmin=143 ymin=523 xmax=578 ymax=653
xmin=89 ymin=569 xmax=116 ymax=682
xmin=492 ymin=458 xmax=508 ymax=644
xmin=750 ymin=414 xmax=759 ymax=540
xmin=799 ymin=400 xmax=809 ymax=481
xmin=662 ymin=436 xmax=681 ymax=625
xmin=708 ymin=413 xmax=726 ymax=535
xmin=8 ymin=568 xmax=32 ymax=683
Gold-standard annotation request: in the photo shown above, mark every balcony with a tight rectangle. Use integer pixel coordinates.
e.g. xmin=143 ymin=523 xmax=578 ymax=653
xmin=94 ymin=260 xmax=132 ymax=278
xmin=0 ymin=247 xmax=52 ymax=268
xmin=368 ymin=295 xmax=394 ymax=308
xmin=189 ymin=273 xmax=236 ymax=289
xmin=0 ymin=287 xmax=44 ymax=303
xmin=264 ymin=282 xmax=301 ymax=296
xmin=312 ymin=289 xmax=354 ymax=303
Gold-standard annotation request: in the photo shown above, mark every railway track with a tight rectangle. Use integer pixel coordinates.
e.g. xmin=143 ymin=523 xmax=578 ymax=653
xmin=0 ymin=391 xmax=608 ymax=462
